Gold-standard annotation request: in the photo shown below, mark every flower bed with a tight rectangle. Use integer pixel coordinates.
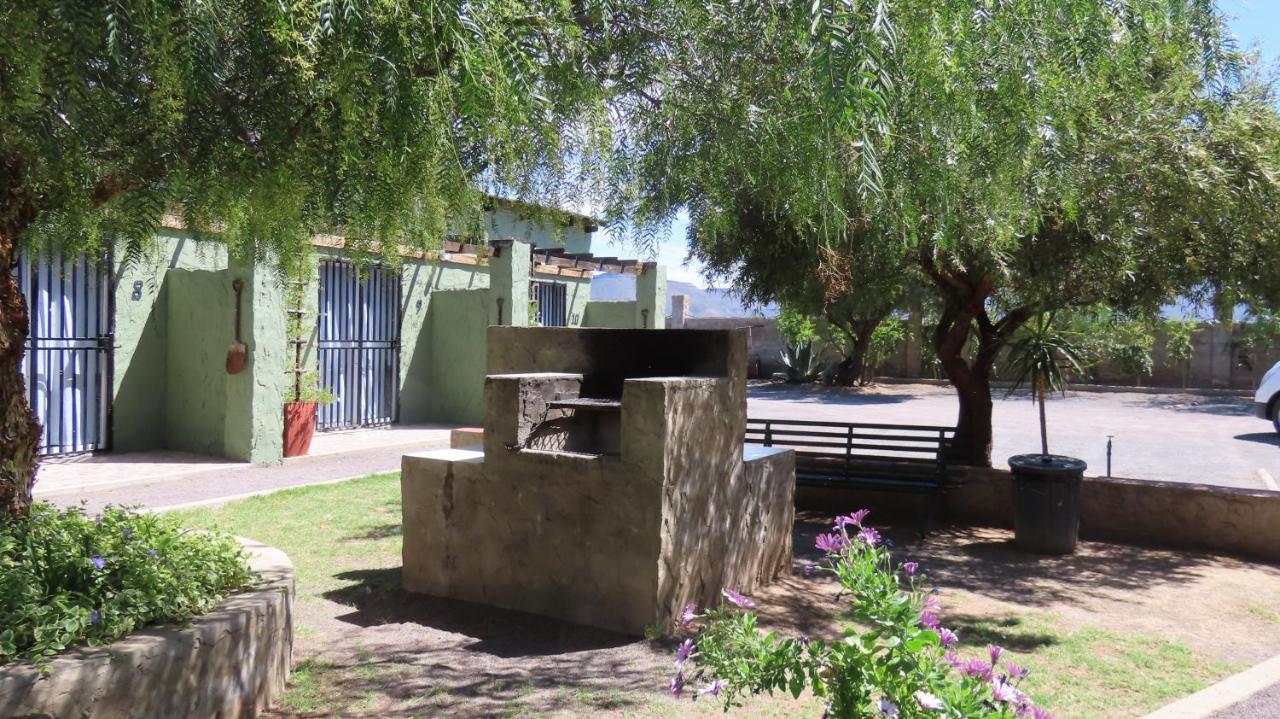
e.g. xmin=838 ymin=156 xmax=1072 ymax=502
xmin=676 ymin=510 xmax=1053 ymax=718
xmin=0 ymin=503 xmax=255 ymax=666
xmin=0 ymin=528 xmax=293 ymax=719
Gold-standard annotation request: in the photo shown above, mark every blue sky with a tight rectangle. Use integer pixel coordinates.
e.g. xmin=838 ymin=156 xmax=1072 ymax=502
xmin=595 ymin=2 xmax=1280 ymax=288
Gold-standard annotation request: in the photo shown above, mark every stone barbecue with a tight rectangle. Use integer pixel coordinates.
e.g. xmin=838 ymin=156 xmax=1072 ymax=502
xmin=400 ymin=326 xmax=795 ymax=635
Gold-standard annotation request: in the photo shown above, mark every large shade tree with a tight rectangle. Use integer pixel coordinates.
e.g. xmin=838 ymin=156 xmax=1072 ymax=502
xmin=611 ymin=0 xmax=1280 ymax=465
xmin=0 ymin=0 xmax=625 ymax=517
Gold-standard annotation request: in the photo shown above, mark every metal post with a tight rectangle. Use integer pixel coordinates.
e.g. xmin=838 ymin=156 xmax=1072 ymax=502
xmin=1106 ymin=435 xmax=1114 ymax=478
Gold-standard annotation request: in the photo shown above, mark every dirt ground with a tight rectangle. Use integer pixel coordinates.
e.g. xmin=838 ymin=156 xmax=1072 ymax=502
xmin=270 ymin=513 xmax=1280 ymax=719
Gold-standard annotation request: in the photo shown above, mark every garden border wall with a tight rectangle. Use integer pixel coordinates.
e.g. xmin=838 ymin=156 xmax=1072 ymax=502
xmin=0 ymin=538 xmax=293 ymax=719
xmin=799 ymin=471 xmax=1280 ymax=563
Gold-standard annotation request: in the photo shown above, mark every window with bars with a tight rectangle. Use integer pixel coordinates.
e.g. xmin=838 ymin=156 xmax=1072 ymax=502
xmin=530 ymin=281 xmax=568 ymax=326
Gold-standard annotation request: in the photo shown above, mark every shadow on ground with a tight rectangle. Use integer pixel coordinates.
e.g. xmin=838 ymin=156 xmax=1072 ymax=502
xmin=1122 ymin=395 xmax=1253 ymax=416
xmin=322 ymin=568 xmax=636 ymax=658
xmin=902 ymin=525 xmax=1223 ymax=608
xmin=1234 ymin=432 xmax=1280 ymax=448
xmin=748 ymin=384 xmax=919 ymax=406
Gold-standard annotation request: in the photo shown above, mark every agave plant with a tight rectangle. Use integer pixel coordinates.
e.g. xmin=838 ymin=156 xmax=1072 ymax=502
xmin=1005 ymin=313 xmax=1085 ymax=457
xmin=778 ymin=341 xmax=822 ymax=384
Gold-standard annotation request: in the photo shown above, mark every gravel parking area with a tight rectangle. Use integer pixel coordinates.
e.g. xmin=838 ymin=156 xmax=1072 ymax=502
xmin=747 ymin=383 xmax=1280 ymax=491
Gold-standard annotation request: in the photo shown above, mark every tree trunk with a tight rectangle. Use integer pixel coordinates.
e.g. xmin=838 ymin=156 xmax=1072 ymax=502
xmin=0 ymin=228 xmax=40 ymax=519
xmin=1038 ymin=378 xmax=1049 ymax=456
xmin=937 ymin=334 xmax=996 ymax=467
xmin=834 ymin=325 xmax=876 ymax=386
xmin=918 ymin=252 xmax=1032 ymax=468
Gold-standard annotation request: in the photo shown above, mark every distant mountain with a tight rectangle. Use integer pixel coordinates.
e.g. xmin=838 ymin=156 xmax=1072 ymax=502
xmin=590 ymin=273 xmax=777 ymax=319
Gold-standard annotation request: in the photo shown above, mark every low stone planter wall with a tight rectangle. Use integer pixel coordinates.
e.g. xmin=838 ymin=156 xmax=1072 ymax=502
xmin=799 ymin=471 xmax=1280 ymax=563
xmin=0 ymin=538 xmax=294 ymax=719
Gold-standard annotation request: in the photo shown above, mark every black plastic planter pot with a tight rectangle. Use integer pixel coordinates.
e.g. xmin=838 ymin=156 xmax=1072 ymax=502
xmin=1009 ymin=454 xmax=1087 ymax=554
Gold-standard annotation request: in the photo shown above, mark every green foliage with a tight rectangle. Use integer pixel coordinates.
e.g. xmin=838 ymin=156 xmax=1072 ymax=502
xmin=1164 ymin=319 xmax=1197 ymax=365
xmin=3 ymin=0 xmax=610 ymax=266
xmin=0 ymin=503 xmax=254 ymax=667
xmin=675 ymin=513 xmax=1043 ymax=717
xmin=867 ymin=318 xmax=908 ymax=373
xmin=1110 ymin=320 xmax=1158 ymax=380
xmin=1005 ymin=315 xmax=1085 ymax=399
xmin=777 ymin=342 xmax=822 ymax=384
xmin=776 ymin=305 xmax=819 ymax=345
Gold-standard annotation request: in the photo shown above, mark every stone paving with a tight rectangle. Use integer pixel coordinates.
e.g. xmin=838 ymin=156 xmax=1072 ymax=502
xmin=748 ymin=382 xmax=1280 ymax=491
xmin=34 ymin=425 xmax=454 ymax=513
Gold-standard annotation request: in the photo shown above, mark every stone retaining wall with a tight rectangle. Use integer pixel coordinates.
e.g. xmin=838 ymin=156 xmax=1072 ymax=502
xmin=0 ymin=538 xmax=294 ymax=719
xmin=800 ymin=471 xmax=1280 ymax=563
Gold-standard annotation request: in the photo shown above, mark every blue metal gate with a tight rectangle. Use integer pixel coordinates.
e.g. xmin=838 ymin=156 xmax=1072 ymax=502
xmin=18 ymin=252 xmax=113 ymax=456
xmin=317 ymin=259 xmax=401 ymax=431
xmin=530 ymin=280 xmax=568 ymax=326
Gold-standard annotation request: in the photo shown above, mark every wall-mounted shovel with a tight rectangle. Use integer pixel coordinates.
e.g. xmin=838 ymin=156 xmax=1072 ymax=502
xmin=226 ymin=278 xmax=247 ymax=375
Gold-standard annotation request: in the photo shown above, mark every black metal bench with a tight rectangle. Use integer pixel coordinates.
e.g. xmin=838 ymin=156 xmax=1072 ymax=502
xmin=745 ymin=417 xmax=961 ymax=535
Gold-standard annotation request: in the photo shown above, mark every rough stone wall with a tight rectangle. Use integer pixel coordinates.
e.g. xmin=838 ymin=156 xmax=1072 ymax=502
xmin=404 ymin=330 xmax=788 ymax=636
xmin=0 ymin=540 xmax=294 ymax=719
xmin=799 ymin=469 xmax=1280 ymax=563
xmin=641 ymin=378 xmax=794 ymax=623
xmin=401 ymin=449 xmax=664 ymax=635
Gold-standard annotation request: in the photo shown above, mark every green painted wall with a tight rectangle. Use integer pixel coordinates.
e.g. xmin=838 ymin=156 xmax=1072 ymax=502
xmin=583 ymin=301 xmax=639 ymax=328
xmin=398 ymin=259 xmax=490 ymax=424
xmin=164 ymin=268 xmax=232 ymax=457
xmin=225 ymin=259 xmax=287 ymax=462
xmin=482 ymin=205 xmax=594 ymax=255
xmin=95 ymin=213 xmax=607 ymax=459
xmin=421 ymin=289 xmax=491 ymax=425
xmin=112 ymin=231 xmax=228 ymax=452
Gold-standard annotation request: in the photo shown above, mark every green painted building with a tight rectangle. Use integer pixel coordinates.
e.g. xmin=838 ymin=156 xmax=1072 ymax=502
xmin=21 ymin=204 xmax=667 ymax=464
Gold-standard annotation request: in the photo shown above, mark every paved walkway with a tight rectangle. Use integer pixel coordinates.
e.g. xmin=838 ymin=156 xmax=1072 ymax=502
xmin=748 ymin=382 xmax=1280 ymax=490
xmin=35 ymin=425 xmax=454 ymax=513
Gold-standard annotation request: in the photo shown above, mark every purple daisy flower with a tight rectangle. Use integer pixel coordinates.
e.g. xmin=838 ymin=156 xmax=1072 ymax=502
xmin=989 ymin=644 xmax=1005 ymax=665
xmin=721 ymin=588 xmax=755 ymax=609
xmin=919 ymin=612 xmax=941 ymax=630
xmin=89 ymin=610 xmax=101 ymax=625
xmin=856 ymin=527 xmax=881 ymax=546
xmin=1006 ymin=662 xmax=1030 ymax=679
xmin=697 ymin=679 xmax=725 ymax=697
xmin=815 ymin=532 xmax=849 ymax=554
xmin=91 ymin=556 xmax=105 ymax=570
xmin=914 ymin=690 xmax=944 ymax=711
xmin=937 ymin=627 xmax=959 ymax=647
xmin=679 ymin=602 xmax=698 ymax=627
xmin=991 ymin=677 xmax=1018 ymax=703
xmin=1031 ymin=707 xmax=1055 ymax=719
xmin=902 ymin=561 xmax=919 ymax=576
xmin=670 ymin=671 xmax=685 ymax=698
xmin=962 ymin=658 xmax=994 ymax=683
xmin=675 ymin=638 xmax=694 ymax=667
xmin=877 ymin=698 xmax=899 ymax=718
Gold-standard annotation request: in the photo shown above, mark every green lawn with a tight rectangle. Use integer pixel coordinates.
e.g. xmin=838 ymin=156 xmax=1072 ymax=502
xmin=172 ymin=473 xmax=1238 ymax=719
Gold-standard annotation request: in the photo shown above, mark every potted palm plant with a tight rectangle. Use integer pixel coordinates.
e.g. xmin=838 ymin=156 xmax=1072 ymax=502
xmin=1004 ymin=313 xmax=1088 ymax=554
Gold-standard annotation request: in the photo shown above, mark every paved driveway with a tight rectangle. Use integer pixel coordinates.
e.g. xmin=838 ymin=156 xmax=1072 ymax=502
xmin=747 ymin=383 xmax=1280 ymax=491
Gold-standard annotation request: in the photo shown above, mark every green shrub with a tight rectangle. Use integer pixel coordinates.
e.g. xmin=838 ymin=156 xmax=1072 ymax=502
xmin=0 ymin=503 xmax=255 ymax=667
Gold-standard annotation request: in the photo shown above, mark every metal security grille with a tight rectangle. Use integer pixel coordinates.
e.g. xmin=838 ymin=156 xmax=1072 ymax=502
xmin=530 ymin=280 xmax=568 ymax=326
xmin=317 ymin=259 xmax=401 ymax=431
xmin=18 ymin=252 xmax=113 ymax=456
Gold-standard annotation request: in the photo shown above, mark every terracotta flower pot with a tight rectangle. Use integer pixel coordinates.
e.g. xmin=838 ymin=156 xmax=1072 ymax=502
xmin=283 ymin=401 xmax=318 ymax=458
